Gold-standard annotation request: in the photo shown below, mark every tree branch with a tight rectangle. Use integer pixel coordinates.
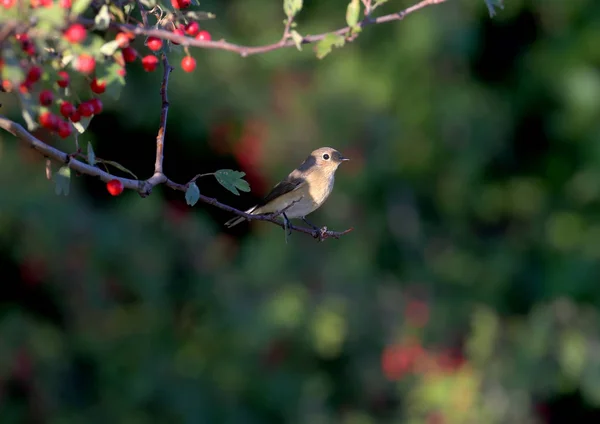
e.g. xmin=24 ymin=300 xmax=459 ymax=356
xmin=0 ymin=115 xmax=352 ymax=241
xmin=75 ymin=0 xmax=448 ymax=57
xmin=154 ymin=54 xmax=172 ymax=176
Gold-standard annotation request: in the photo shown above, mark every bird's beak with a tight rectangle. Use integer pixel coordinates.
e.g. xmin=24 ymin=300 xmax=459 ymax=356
xmin=340 ymin=156 xmax=350 ymax=162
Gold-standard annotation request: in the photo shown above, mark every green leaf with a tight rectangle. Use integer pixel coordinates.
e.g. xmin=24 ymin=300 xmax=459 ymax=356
xmin=283 ymin=0 xmax=302 ymax=18
xmin=95 ymin=62 xmax=125 ymax=100
xmin=87 ymin=142 xmax=96 ymax=166
xmin=94 ymin=5 xmax=111 ymax=30
xmin=100 ymin=40 xmax=120 ymax=56
xmin=71 ymin=0 xmax=92 ymax=17
xmin=373 ymin=0 xmax=389 ymax=7
xmin=54 ymin=166 xmax=71 ymax=196
xmin=214 ymin=169 xmax=250 ymax=196
xmin=185 ymin=183 xmax=200 ymax=206
xmin=139 ymin=0 xmax=156 ymax=8
xmin=73 ymin=116 xmax=93 ymax=134
xmin=98 ymin=160 xmax=138 ymax=179
xmin=290 ymin=30 xmax=303 ymax=51
xmin=123 ymin=3 xmax=135 ymax=14
xmin=346 ymin=0 xmax=360 ymax=28
xmin=185 ymin=11 xmax=216 ymax=20
xmin=33 ymin=5 xmax=67 ymax=30
xmin=315 ymin=33 xmax=345 ymax=59
xmin=484 ymin=0 xmax=504 ymax=17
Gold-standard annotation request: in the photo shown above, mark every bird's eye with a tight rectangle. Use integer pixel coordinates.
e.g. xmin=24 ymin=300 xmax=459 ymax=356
xmin=322 ymin=153 xmax=330 ymax=160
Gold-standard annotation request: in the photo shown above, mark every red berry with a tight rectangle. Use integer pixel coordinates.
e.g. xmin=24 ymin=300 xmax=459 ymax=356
xmin=26 ymin=66 xmax=42 ymax=83
xmin=39 ymin=111 xmax=58 ymax=129
xmin=185 ymin=22 xmax=200 ymax=36
xmin=78 ymin=102 xmax=94 ymax=117
xmin=59 ymin=101 xmax=75 ymax=118
xmin=69 ymin=110 xmax=81 ymax=123
xmin=146 ymin=36 xmax=162 ymax=51
xmin=195 ymin=30 xmax=211 ymax=42
xmin=89 ymin=98 xmax=103 ymax=114
xmin=170 ymin=0 xmax=190 ymax=9
xmin=59 ymin=0 xmax=71 ymax=7
xmin=57 ymin=70 xmax=69 ymax=87
xmin=19 ymin=81 xmax=31 ymax=94
xmin=141 ymin=55 xmax=159 ymax=72
xmin=106 ymin=179 xmax=124 ymax=196
xmin=122 ymin=47 xmax=137 ymax=63
xmin=21 ymin=40 xmax=36 ymax=55
xmin=171 ymin=27 xmax=185 ymax=45
xmin=15 ymin=33 xmax=28 ymax=42
xmin=39 ymin=90 xmax=53 ymax=106
xmin=115 ymin=32 xmax=131 ymax=48
xmin=57 ymin=120 xmax=72 ymax=138
xmin=90 ymin=78 xmax=106 ymax=94
xmin=117 ymin=67 xmax=126 ymax=77
xmin=2 ymin=0 xmax=16 ymax=8
xmin=181 ymin=56 xmax=196 ymax=73
xmin=75 ymin=54 xmax=95 ymax=74
xmin=64 ymin=24 xmax=86 ymax=44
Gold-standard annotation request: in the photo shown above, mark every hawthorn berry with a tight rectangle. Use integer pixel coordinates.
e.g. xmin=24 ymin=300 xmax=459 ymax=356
xmin=171 ymin=27 xmax=185 ymax=45
xmin=89 ymin=98 xmax=103 ymax=114
xmin=78 ymin=102 xmax=94 ymax=117
xmin=39 ymin=90 xmax=54 ymax=106
xmin=181 ymin=56 xmax=196 ymax=73
xmin=146 ymin=36 xmax=162 ymax=51
xmin=90 ymin=78 xmax=106 ymax=94
xmin=122 ymin=47 xmax=137 ymax=63
xmin=76 ymin=54 xmax=96 ymax=74
xmin=19 ymin=82 xmax=31 ymax=94
xmin=115 ymin=32 xmax=132 ymax=48
xmin=64 ymin=24 xmax=86 ymax=44
xmin=2 ymin=0 xmax=16 ymax=8
xmin=106 ymin=179 xmax=124 ymax=196
xmin=117 ymin=67 xmax=126 ymax=77
xmin=26 ymin=66 xmax=42 ymax=83
xmin=170 ymin=0 xmax=190 ymax=9
xmin=59 ymin=0 xmax=71 ymax=7
xmin=39 ymin=111 xmax=58 ymax=129
xmin=59 ymin=101 xmax=75 ymax=119
xmin=195 ymin=30 xmax=211 ymax=41
xmin=57 ymin=120 xmax=72 ymax=138
xmin=142 ymin=55 xmax=159 ymax=72
xmin=69 ymin=110 xmax=81 ymax=123
xmin=57 ymin=70 xmax=69 ymax=87
xmin=185 ymin=22 xmax=200 ymax=36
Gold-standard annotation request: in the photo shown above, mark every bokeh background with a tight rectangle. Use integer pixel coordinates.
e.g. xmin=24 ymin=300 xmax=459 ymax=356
xmin=2 ymin=0 xmax=600 ymax=422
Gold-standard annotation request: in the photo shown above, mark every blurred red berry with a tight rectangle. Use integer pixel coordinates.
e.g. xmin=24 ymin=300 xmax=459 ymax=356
xmin=90 ymin=78 xmax=106 ymax=94
xmin=75 ymin=54 xmax=95 ymax=74
xmin=181 ymin=56 xmax=196 ymax=73
xmin=122 ymin=47 xmax=137 ymax=63
xmin=59 ymin=0 xmax=71 ymax=7
xmin=2 ymin=0 xmax=16 ymax=8
xmin=19 ymin=81 xmax=31 ymax=94
xmin=146 ymin=36 xmax=162 ymax=51
xmin=115 ymin=32 xmax=132 ymax=48
xmin=39 ymin=111 xmax=58 ymax=129
xmin=78 ymin=102 xmax=94 ymax=117
xmin=15 ymin=33 xmax=28 ymax=42
xmin=185 ymin=22 xmax=200 ymax=36
xmin=117 ymin=67 xmax=126 ymax=77
xmin=170 ymin=0 xmax=190 ymax=9
xmin=141 ymin=55 xmax=159 ymax=72
xmin=195 ymin=30 xmax=211 ymax=41
xmin=89 ymin=98 xmax=103 ymax=114
xmin=69 ymin=110 xmax=81 ymax=123
xmin=64 ymin=24 xmax=87 ymax=44
xmin=26 ymin=66 xmax=42 ymax=83
xmin=57 ymin=70 xmax=70 ymax=87
xmin=59 ymin=101 xmax=75 ymax=119
xmin=39 ymin=90 xmax=53 ymax=106
xmin=171 ymin=27 xmax=185 ymax=45
xmin=57 ymin=120 xmax=72 ymax=138
xmin=106 ymin=179 xmax=124 ymax=196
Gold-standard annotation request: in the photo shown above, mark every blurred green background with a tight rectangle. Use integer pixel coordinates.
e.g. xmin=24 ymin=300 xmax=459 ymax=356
xmin=3 ymin=0 xmax=600 ymax=422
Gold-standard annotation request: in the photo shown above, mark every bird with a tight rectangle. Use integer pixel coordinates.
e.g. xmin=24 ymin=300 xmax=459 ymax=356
xmin=224 ymin=147 xmax=349 ymax=232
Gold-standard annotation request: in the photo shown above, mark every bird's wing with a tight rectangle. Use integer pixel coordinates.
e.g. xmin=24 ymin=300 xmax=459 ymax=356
xmin=256 ymin=175 xmax=306 ymax=207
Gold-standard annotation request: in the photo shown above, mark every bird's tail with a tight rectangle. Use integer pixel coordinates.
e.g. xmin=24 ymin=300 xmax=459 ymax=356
xmin=224 ymin=206 xmax=257 ymax=228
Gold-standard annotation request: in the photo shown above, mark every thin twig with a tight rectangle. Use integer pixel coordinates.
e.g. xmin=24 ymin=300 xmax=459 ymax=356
xmin=0 ymin=115 xmax=352 ymax=240
xmin=154 ymin=53 xmax=172 ymax=176
xmin=135 ymin=0 xmax=149 ymax=28
xmin=71 ymin=0 xmax=448 ymax=57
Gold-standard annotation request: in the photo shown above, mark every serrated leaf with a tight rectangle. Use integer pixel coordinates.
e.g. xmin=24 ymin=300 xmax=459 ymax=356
xmin=214 ymin=169 xmax=250 ymax=196
xmin=73 ymin=116 xmax=93 ymax=134
xmin=99 ymin=160 xmax=138 ymax=179
xmin=185 ymin=11 xmax=216 ymax=20
xmin=315 ymin=33 xmax=345 ymax=59
xmin=185 ymin=183 xmax=200 ymax=206
xmin=71 ymin=0 xmax=92 ymax=17
xmin=283 ymin=0 xmax=302 ymax=18
xmin=54 ymin=166 xmax=71 ymax=196
xmin=87 ymin=142 xmax=96 ymax=166
xmin=100 ymin=40 xmax=120 ymax=56
xmin=484 ymin=0 xmax=504 ymax=17
xmin=94 ymin=5 xmax=111 ymax=30
xmin=346 ymin=0 xmax=360 ymax=28
xmin=290 ymin=30 xmax=303 ymax=51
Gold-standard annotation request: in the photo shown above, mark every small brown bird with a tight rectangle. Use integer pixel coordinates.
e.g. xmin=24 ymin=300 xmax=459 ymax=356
xmin=224 ymin=147 xmax=349 ymax=231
